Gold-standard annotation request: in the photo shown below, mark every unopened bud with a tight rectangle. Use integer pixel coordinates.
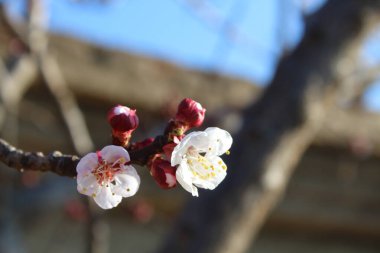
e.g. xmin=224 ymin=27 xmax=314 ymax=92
xmin=108 ymin=105 xmax=139 ymax=146
xmin=107 ymin=105 xmax=139 ymax=132
xmin=175 ymin=98 xmax=206 ymax=128
xmin=149 ymin=156 xmax=177 ymax=189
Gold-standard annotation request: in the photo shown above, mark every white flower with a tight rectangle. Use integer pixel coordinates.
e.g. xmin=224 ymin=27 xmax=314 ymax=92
xmin=171 ymin=127 xmax=232 ymax=196
xmin=76 ymin=145 xmax=140 ymax=209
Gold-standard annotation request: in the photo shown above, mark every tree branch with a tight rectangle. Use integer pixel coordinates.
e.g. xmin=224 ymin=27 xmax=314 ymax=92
xmin=157 ymin=1 xmax=380 ymax=253
xmin=0 ymin=135 xmax=169 ymax=177
xmin=0 ymin=138 xmax=79 ymax=177
xmin=26 ymin=0 xmax=94 ymax=154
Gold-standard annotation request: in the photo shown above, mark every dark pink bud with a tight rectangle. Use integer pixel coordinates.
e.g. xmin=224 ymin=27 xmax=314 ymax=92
xmin=107 ymin=105 xmax=139 ymax=132
xmin=149 ymin=156 xmax=177 ymax=189
xmin=175 ymin=98 xmax=206 ymax=128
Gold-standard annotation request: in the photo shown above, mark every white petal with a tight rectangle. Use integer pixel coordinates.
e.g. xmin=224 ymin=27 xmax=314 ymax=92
xmin=124 ymin=165 xmax=140 ymax=179
xmin=77 ymin=173 xmax=100 ymax=196
xmin=171 ymin=131 xmax=208 ymax=166
xmin=192 ymin=177 xmax=216 ymax=190
xmin=187 ymin=155 xmax=227 ymax=191
xmin=205 ymin=127 xmax=233 ymax=156
xmin=100 ymin=145 xmax=130 ymax=164
xmin=76 ymin=153 xmax=98 ymax=175
xmin=176 ymin=161 xmax=198 ymax=196
xmin=207 ymin=156 xmax=227 ymax=188
xmin=93 ymin=186 xmax=122 ymax=209
xmin=112 ymin=167 xmax=140 ymax=197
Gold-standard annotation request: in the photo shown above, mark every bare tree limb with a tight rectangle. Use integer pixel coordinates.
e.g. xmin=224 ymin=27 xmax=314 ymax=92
xmin=0 ymin=134 xmax=168 ymax=177
xmin=157 ymin=1 xmax=380 ymax=253
xmin=26 ymin=0 xmax=94 ymax=154
xmin=41 ymin=54 xmax=95 ymax=154
xmin=0 ymin=138 xmax=79 ymax=177
xmin=338 ymin=63 xmax=380 ymax=107
xmin=0 ymin=4 xmax=30 ymax=53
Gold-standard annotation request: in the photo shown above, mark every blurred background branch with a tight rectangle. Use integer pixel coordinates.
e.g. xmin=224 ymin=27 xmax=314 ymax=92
xmin=158 ymin=1 xmax=380 ymax=253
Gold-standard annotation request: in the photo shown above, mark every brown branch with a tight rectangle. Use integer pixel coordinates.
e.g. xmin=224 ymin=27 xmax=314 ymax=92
xmin=0 ymin=138 xmax=79 ymax=177
xmin=0 ymin=135 xmax=169 ymax=177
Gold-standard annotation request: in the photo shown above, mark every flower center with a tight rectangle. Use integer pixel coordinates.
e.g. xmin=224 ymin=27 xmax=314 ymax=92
xmin=92 ymin=152 xmax=126 ymax=186
xmin=186 ymin=147 xmax=216 ymax=180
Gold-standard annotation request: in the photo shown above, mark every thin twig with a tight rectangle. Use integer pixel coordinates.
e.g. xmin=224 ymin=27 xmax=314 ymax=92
xmin=27 ymin=0 xmax=94 ymax=154
xmin=0 ymin=4 xmax=30 ymax=53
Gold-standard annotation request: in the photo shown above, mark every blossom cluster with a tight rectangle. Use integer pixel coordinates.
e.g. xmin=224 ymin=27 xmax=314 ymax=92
xmin=76 ymin=98 xmax=232 ymax=209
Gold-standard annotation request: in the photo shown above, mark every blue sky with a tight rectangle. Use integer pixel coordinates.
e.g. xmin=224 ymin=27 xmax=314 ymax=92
xmin=3 ymin=0 xmax=380 ymax=111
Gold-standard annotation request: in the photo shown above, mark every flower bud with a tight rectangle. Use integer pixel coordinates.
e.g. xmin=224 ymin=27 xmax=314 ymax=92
xmin=107 ymin=105 xmax=139 ymax=133
xmin=149 ymin=156 xmax=177 ymax=189
xmin=175 ymin=98 xmax=206 ymax=128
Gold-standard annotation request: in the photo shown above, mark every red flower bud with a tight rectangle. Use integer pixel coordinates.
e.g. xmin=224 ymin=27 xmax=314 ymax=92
xmin=107 ymin=105 xmax=139 ymax=132
xmin=175 ymin=98 xmax=206 ymax=128
xmin=149 ymin=156 xmax=177 ymax=189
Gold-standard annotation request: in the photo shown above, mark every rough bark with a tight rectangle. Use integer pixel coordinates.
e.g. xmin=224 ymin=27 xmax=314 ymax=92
xmin=157 ymin=1 xmax=380 ymax=253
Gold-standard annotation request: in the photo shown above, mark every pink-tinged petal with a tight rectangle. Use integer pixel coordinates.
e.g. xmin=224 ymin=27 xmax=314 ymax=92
xmin=112 ymin=169 xmax=140 ymax=197
xmin=93 ymin=187 xmax=122 ymax=209
xmin=76 ymin=153 xmax=98 ymax=175
xmin=176 ymin=161 xmax=198 ymax=196
xmin=77 ymin=173 xmax=100 ymax=196
xmin=100 ymin=145 xmax=130 ymax=163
